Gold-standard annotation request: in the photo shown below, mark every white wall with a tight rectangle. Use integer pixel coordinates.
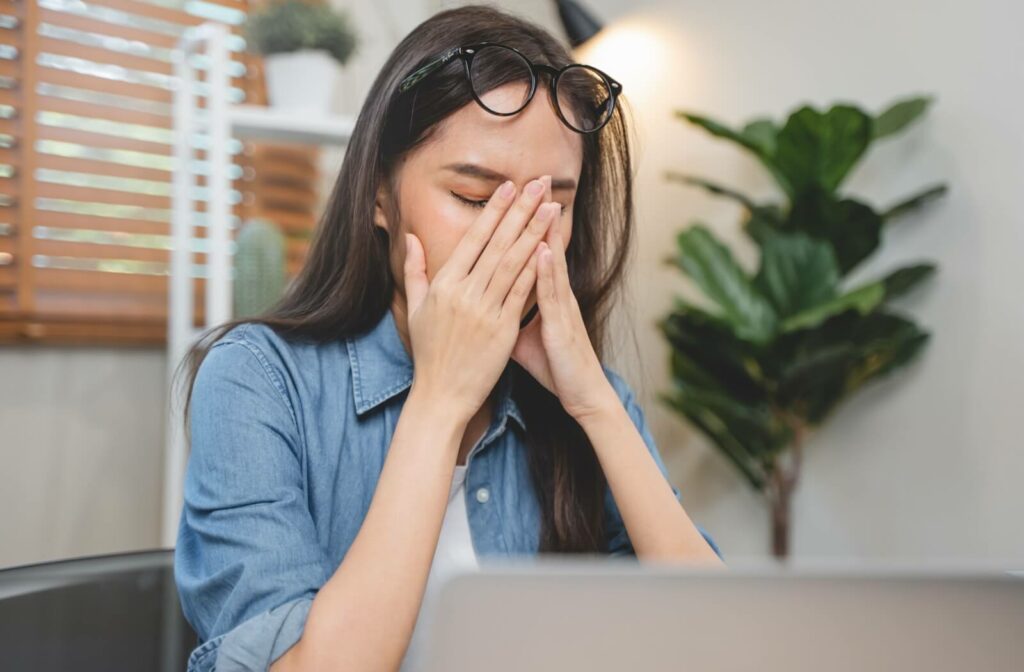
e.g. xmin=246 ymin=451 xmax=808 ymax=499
xmin=0 ymin=347 xmax=166 ymax=568
xmin=580 ymin=0 xmax=1024 ymax=563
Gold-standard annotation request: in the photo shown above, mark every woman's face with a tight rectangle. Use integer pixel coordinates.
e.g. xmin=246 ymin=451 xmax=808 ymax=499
xmin=375 ymin=85 xmax=583 ymax=322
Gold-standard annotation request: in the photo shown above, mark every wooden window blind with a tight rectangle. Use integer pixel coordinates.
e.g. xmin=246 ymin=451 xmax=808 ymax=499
xmin=0 ymin=0 xmax=320 ymax=345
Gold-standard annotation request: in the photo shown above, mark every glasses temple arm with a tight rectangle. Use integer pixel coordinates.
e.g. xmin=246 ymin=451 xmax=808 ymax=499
xmin=398 ymin=47 xmax=462 ymax=93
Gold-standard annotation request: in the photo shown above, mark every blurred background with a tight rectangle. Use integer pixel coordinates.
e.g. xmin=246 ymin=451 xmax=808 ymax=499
xmin=0 ymin=0 xmax=1021 ymax=572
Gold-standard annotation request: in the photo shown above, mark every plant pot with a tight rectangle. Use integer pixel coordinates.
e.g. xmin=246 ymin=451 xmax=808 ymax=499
xmin=263 ymin=49 xmax=340 ymax=114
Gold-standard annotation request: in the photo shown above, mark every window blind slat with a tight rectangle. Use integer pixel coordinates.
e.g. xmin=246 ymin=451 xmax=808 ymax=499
xmin=0 ymin=268 xmax=16 ymax=294
xmin=39 ymin=9 xmax=182 ymax=49
xmin=34 ymin=266 xmax=207 ymax=295
xmin=36 ymin=182 xmax=249 ymax=215
xmin=33 ymin=238 xmax=220 ymax=266
xmin=32 ymin=210 xmax=171 ymax=236
xmin=38 ymin=36 xmax=171 ymax=75
xmin=37 ymin=153 xmax=171 ymax=182
xmin=246 ymin=208 xmax=313 ymax=236
xmin=39 ymin=66 xmax=176 ymax=104
xmin=32 ymin=285 xmax=208 ymax=322
xmin=38 ymin=125 xmax=173 ymax=156
xmin=85 ymin=0 xmax=243 ymax=29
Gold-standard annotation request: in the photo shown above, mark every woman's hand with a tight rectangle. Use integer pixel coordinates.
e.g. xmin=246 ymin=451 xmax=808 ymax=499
xmin=404 ymin=178 xmax=559 ymax=424
xmin=511 ymin=191 xmax=616 ymax=421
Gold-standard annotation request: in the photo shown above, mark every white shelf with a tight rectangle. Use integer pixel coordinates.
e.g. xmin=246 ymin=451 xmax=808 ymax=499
xmin=228 ymin=104 xmax=355 ymax=145
xmin=166 ymin=22 xmax=357 ymax=547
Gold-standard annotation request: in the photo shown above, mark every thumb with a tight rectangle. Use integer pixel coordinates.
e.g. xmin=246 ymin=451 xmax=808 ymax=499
xmin=403 ymin=233 xmax=428 ymax=315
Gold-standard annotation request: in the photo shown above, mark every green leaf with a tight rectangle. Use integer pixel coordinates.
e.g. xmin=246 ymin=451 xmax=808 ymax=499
xmin=774 ymin=104 xmax=873 ymax=193
xmin=882 ymin=263 xmax=936 ymax=300
xmin=659 ymin=306 xmax=767 ymax=403
xmin=675 ymin=111 xmax=767 ymax=155
xmin=773 ymin=341 xmax=861 ymax=422
xmin=741 ymin=118 xmax=779 ymax=156
xmin=670 ymin=225 xmax=778 ymax=343
xmin=775 ymin=311 xmax=930 ymax=422
xmin=675 ymin=111 xmax=795 ymax=195
xmin=874 ymin=95 xmax=933 ymax=139
xmin=754 ymin=231 xmax=840 ymax=318
xmin=663 ymin=171 xmax=757 ymax=210
xmin=843 ymin=314 xmax=930 ymax=392
xmin=743 ymin=205 xmax=787 ymax=245
xmin=882 ymin=184 xmax=948 ymax=221
xmin=780 ymin=282 xmax=885 ymax=333
xmin=660 ymin=384 xmax=787 ymax=491
xmin=787 ymin=188 xmax=884 ymax=274
xmin=778 ymin=262 xmax=935 ymax=333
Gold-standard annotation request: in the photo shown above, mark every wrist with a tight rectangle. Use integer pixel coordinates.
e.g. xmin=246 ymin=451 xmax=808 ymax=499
xmin=569 ymin=380 xmax=623 ymax=429
xmin=407 ymin=378 xmax=474 ymax=430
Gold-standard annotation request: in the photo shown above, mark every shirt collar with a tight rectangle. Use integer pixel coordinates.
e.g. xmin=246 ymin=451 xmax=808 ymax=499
xmin=344 ymin=307 xmax=526 ymax=431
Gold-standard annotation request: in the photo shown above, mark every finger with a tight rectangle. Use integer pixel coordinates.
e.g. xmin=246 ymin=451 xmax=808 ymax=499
xmin=467 ymin=177 xmax=549 ymax=295
xmin=483 ymin=201 xmax=558 ymax=308
xmin=440 ymin=180 xmax=518 ymax=280
xmin=536 ymin=240 xmax=559 ymax=316
xmin=502 ymin=243 xmax=542 ymax=322
xmin=404 ymin=233 xmax=428 ymax=315
xmin=548 ymin=229 xmax=572 ymax=305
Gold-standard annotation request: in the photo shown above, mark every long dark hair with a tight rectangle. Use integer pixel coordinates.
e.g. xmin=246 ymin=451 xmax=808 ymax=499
xmin=174 ymin=4 xmax=637 ymax=553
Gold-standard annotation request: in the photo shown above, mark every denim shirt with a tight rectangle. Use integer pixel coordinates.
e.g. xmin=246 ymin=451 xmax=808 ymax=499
xmin=174 ymin=307 xmax=722 ymax=672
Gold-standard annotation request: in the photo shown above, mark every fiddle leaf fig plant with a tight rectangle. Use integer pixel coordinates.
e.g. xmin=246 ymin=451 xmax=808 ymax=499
xmin=660 ymin=95 xmax=946 ymax=558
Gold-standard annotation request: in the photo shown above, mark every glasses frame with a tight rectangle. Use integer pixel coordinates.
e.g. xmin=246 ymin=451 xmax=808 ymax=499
xmin=397 ymin=41 xmax=623 ymax=134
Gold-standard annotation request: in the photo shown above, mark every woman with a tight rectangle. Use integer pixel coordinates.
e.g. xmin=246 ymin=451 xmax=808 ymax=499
xmin=174 ymin=5 xmax=724 ymax=672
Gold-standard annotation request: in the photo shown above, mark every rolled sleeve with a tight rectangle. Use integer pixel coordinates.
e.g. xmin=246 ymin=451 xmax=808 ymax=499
xmin=600 ymin=367 xmax=724 ymax=562
xmin=175 ymin=335 xmax=331 ymax=671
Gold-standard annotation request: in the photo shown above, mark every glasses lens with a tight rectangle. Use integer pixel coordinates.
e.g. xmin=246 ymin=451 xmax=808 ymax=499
xmin=555 ymin=65 xmax=614 ymax=132
xmin=468 ymin=45 xmax=534 ymax=115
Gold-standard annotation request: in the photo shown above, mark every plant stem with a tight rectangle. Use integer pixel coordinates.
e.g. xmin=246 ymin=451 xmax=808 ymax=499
xmin=769 ymin=419 xmax=804 ymax=559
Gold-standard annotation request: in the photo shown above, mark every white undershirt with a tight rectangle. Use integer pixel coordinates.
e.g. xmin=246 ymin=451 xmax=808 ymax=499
xmin=399 ymin=463 xmax=479 ymax=672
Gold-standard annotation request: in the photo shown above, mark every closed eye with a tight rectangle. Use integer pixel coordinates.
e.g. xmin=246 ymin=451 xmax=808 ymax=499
xmin=450 ymin=191 xmax=567 ymax=215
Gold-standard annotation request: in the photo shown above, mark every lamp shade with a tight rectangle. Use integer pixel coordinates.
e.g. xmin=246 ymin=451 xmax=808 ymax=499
xmin=555 ymin=0 xmax=604 ymax=48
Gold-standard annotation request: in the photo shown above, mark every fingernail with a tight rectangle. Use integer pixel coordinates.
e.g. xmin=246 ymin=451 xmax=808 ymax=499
xmin=527 ymin=180 xmax=544 ymax=196
xmin=498 ymin=180 xmax=515 ymax=198
xmin=537 ymin=202 xmax=554 ymax=222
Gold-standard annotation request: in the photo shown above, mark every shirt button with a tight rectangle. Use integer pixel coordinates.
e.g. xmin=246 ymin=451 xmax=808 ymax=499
xmin=475 ymin=487 xmax=490 ymax=503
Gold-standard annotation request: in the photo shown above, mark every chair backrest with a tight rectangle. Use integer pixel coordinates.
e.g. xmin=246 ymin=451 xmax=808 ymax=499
xmin=0 ymin=550 xmax=197 ymax=671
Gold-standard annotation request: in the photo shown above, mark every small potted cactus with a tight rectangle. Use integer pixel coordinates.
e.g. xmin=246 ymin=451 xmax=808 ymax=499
xmin=233 ymin=217 xmax=287 ymax=319
xmin=244 ymin=0 xmax=359 ymax=113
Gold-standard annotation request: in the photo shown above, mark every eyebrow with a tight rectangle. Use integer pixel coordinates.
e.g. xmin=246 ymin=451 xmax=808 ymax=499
xmin=442 ymin=162 xmax=577 ymax=191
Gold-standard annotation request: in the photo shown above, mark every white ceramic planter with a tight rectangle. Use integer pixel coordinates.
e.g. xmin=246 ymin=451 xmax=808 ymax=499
xmin=263 ymin=49 xmax=340 ymax=114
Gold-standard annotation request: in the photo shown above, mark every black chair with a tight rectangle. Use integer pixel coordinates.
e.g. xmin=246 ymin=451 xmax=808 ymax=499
xmin=0 ymin=549 xmax=197 ymax=671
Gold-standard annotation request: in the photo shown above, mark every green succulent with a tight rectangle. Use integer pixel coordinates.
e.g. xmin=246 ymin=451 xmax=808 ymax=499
xmin=233 ymin=217 xmax=286 ymax=319
xmin=661 ymin=96 xmax=946 ymax=556
xmin=244 ymin=0 xmax=358 ymax=65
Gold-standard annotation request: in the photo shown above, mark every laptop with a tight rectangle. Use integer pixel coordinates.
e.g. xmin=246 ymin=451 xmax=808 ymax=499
xmin=418 ymin=555 xmax=1024 ymax=672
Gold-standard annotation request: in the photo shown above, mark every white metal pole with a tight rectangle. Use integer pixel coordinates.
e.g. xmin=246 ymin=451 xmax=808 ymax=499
xmin=163 ymin=24 xmax=215 ymax=547
xmin=205 ymin=22 xmax=232 ymax=329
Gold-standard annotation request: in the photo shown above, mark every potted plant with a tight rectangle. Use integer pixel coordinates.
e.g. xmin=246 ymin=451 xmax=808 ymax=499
xmin=244 ymin=0 xmax=358 ymax=113
xmin=660 ymin=95 xmax=947 ymax=559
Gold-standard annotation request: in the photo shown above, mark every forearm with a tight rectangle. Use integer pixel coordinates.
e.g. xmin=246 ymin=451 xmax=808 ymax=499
xmin=577 ymin=385 xmax=724 ymax=567
xmin=272 ymin=384 xmax=467 ymax=671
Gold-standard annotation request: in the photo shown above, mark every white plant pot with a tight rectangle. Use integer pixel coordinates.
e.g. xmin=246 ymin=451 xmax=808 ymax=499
xmin=264 ymin=50 xmax=340 ymax=114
